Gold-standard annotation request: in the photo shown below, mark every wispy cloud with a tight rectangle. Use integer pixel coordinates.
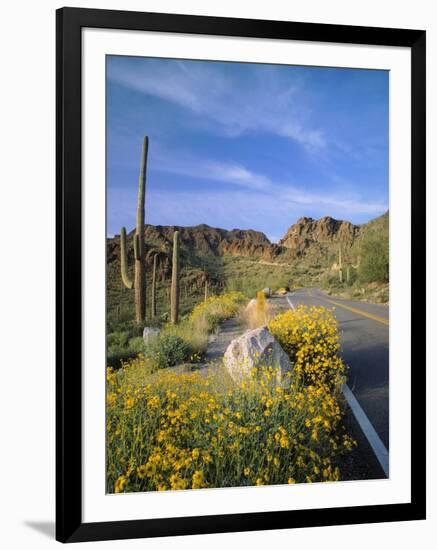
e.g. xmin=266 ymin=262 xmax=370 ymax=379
xmin=150 ymin=149 xmax=386 ymax=216
xmin=152 ymin=150 xmax=270 ymax=191
xmin=107 ymin=175 xmax=386 ymax=239
xmin=107 ymin=58 xmax=326 ymax=151
xmin=279 ymin=187 xmax=386 ymax=215
xmin=146 ymin=188 xmax=385 ymax=234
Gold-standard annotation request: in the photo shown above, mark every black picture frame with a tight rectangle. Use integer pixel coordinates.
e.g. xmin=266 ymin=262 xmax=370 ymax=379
xmin=56 ymin=6 xmax=426 ymax=543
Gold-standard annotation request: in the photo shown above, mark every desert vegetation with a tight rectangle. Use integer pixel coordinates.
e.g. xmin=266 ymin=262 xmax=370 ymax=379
xmin=320 ymin=212 xmax=389 ymax=303
xmin=108 ymin=214 xmax=389 ymax=342
xmin=107 ymin=303 xmax=355 ymax=493
xmin=109 ymin=292 xmax=246 ymax=371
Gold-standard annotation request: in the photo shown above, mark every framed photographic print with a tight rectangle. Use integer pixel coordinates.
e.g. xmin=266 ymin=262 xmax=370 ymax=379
xmin=56 ymin=7 xmax=426 ymax=543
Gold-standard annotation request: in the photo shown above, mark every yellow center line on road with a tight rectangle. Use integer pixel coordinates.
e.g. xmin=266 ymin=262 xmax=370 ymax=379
xmin=316 ymin=294 xmax=389 ymax=326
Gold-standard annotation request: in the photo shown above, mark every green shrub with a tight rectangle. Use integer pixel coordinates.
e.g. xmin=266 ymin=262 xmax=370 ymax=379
xmin=128 ymin=337 xmax=146 ymax=353
xmin=107 ymin=331 xmax=130 ymax=351
xmin=321 ymin=273 xmax=345 ymax=291
xmin=107 ymin=332 xmax=146 ymax=369
xmin=164 ymin=321 xmax=208 ymax=357
xmin=145 ymin=334 xmax=192 ymax=369
xmin=358 ymin=229 xmax=389 ymax=283
xmin=346 ymin=266 xmax=358 ymax=285
xmin=380 ymin=288 xmax=389 ymax=303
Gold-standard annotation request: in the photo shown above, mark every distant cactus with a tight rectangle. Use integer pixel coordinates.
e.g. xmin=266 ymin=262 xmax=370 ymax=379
xmin=204 ymin=277 xmax=208 ymax=303
xmin=120 ymin=136 xmax=148 ymax=323
xmin=338 ymin=245 xmax=343 ymax=283
xmin=151 ymin=253 xmax=158 ymax=319
xmin=170 ymin=231 xmax=180 ymax=324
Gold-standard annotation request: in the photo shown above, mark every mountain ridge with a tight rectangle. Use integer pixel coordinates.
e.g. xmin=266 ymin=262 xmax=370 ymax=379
xmin=106 ymin=211 xmax=389 ymax=325
xmin=107 ymin=212 xmax=388 ymax=268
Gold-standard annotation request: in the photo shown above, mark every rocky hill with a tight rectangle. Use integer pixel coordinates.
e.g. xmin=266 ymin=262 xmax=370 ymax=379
xmin=278 ymin=216 xmax=360 ymax=260
xmin=107 ymin=213 xmax=387 ymax=269
xmin=142 ymin=224 xmax=275 ymax=259
xmin=107 ymin=223 xmax=279 ymax=269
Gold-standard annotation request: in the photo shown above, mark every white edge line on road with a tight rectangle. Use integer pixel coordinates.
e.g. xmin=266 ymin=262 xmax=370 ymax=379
xmin=285 ymin=293 xmax=389 ymax=478
xmin=342 ymin=384 xmax=389 ymax=478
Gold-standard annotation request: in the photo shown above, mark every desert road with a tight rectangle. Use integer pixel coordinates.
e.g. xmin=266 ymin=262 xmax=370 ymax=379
xmin=276 ymin=288 xmax=389 ymax=467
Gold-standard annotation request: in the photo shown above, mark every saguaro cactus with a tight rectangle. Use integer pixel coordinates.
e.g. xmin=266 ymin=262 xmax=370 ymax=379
xmin=204 ymin=278 xmax=208 ymax=303
xmin=151 ymin=254 xmax=158 ymax=319
xmin=170 ymin=231 xmax=180 ymax=324
xmin=338 ymin=245 xmax=343 ymax=283
xmin=120 ymin=136 xmax=148 ymax=323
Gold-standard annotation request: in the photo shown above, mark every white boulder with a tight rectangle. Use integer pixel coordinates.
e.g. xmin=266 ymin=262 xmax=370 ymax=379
xmin=223 ymin=326 xmax=292 ymax=386
xmin=142 ymin=327 xmax=160 ymax=344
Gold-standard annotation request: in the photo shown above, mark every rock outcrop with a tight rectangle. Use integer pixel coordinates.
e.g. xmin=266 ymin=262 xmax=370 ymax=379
xmin=278 ymin=216 xmax=359 ymax=258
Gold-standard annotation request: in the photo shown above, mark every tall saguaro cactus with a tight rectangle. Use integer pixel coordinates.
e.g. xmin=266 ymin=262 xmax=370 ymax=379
xmin=171 ymin=231 xmax=180 ymax=324
xmin=204 ymin=278 xmax=208 ymax=303
xmin=120 ymin=136 xmax=149 ymax=324
xmin=151 ymin=254 xmax=158 ymax=319
xmin=338 ymin=245 xmax=343 ymax=283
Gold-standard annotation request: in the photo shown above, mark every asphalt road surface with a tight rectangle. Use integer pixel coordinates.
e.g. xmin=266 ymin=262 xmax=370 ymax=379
xmin=276 ymin=288 xmax=389 ymax=450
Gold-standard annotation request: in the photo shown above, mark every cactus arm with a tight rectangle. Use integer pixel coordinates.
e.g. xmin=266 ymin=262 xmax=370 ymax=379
xmin=170 ymin=230 xmax=180 ymax=324
xmin=120 ymin=227 xmax=133 ymax=289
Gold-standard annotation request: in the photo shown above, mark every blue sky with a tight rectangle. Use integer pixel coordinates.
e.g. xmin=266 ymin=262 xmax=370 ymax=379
xmin=107 ymin=56 xmax=388 ymax=242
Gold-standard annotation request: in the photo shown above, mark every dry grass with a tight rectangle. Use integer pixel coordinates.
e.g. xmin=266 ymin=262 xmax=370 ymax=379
xmin=240 ymin=291 xmax=274 ymax=329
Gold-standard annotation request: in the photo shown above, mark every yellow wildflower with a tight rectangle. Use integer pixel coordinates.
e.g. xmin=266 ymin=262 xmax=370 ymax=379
xmin=114 ymin=475 xmax=127 ymax=493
